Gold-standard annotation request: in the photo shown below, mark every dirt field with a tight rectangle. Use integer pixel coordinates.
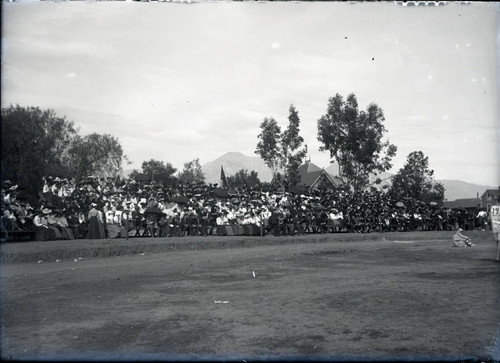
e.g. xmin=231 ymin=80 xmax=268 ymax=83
xmin=1 ymin=231 xmax=499 ymax=361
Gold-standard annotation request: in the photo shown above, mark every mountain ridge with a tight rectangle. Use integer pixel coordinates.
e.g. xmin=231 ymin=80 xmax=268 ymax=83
xmin=200 ymin=152 xmax=497 ymax=201
xmin=201 ymin=151 xmax=273 ymax=185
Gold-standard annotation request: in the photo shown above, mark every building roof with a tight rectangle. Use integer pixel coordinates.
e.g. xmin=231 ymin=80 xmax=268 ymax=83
xmin=297 ymin=161 xmax=340 ymax=190
xmin=480 ymin=188 xmax=500 ymax=200
xmin=297 ymin=161 xmax=321 ymax=175
xmin=310 ymin=170 xmax=342 ymax=189
xmin=443 ymin=198 xmax=481 ymax=209
xmin=300 ymin=170 xmax=323 ymax=187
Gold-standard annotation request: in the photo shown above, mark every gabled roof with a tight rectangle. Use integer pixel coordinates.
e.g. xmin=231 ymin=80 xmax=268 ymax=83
xmin=300 ymin=170 xmax=322 ymax=187
xmin=310 ymin=170 xmax=342 ymax=189
xmin=443 ymin=198 xmax=481 ymax=209
xmin=297 ymin=163 xmax=341 ymax=189
xmin=298 ymin=161 xmax=321 ymax=175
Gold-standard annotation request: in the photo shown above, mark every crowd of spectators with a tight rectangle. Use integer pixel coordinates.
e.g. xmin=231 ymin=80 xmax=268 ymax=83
xmin=0 ymin=175 xmax=492 ymax=242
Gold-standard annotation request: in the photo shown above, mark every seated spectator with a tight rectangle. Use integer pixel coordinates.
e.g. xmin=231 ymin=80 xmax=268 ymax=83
xmin=46 ymin=210 xmax=63 ymax=240
xmin=75 ymin=211 xmax=88 ymax=239
xmin=55 ymin=211 xmax=75 ymax=240
xmin=328 ymin=208 xmax=342 ymax=233
xmin=33 ymin=210 xmax=51 ymax=241
xmin=216 ymin=211 xmax=229 ymax=236
xmin=144 ymin=212 xmax=159 ymax=237
xmin=200 ymin=207 xmax=214 ymax=236
xmin=2 ymin=209 xmax=17 ymax=232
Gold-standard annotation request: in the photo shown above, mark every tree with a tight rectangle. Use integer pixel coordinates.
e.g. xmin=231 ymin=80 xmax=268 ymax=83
xmin=255 ymin=104 xmax=308 ymax=191
xmin=130 ymin=159 xmax=178 ymax=185
xmin=388 ymin=151 xmax=445 ymax=207
xmin=177 ymin=158 xmax=205 ymax=185
xmin=255 ymin=117 xmax=282 ymax=178
xmin=317 ymin=93 xmax=397 ymax=192
xmin=67 ymin=133 xmax=127 ymax=181
xmin=1 ymin=105 xmax=77 ymax=200
xmin=227 ymin=169 xmax=261 ymax=188
xmin=281 ymin=105 xmax=308 ymax=189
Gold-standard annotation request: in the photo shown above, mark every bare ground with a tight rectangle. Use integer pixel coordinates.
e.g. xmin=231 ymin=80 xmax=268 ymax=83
xmin=1 ymin=231 xmax=499 ymax=361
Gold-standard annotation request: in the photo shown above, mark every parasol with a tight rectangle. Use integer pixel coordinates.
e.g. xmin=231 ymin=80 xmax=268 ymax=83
xmin=228 ymin=188 xmax=239 ymax=196
xmin=144 ymin=206 xmax=163 ymax=215
xmin=165 ymin=202 xmax=177 ymax=209
xmin=172 ymin=195 xmax=190 ymax=204
xmin=396 ymin=202 xmax=405 ymax=208
xmin=214 ymin=188 xmax=229 ymax=197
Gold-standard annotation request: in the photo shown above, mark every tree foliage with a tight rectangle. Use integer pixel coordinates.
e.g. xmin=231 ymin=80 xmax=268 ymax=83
xmin=282 ymin=105 xmax=308 ymax=189
xmin=130 ymin=159 xmax=178 ymax=185
xmin=67 ymin=133 xmax=126 ymax=181
xmin=227 ymin=169 xmax=261 ymax=188
xmin=388 ymin=151 xmax=445 ymax=207
xmin=317 ymin=93 xmax=397 ymax=192
xmin=177 ymin=158 xmax=206 ymax=185
xmin=255 ymin=117 xmax=282 ymax=176
xmin=1 ymin=105 xmax=77 ymax=200
xmin=1 ymin=105 xmax=130 ymax=201
xmin=255 ymin=104 xmax=308 ymax=191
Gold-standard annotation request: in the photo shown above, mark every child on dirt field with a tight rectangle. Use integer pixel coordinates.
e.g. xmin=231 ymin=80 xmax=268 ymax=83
xmin=452 ymin=228 xmax=475 ymax=247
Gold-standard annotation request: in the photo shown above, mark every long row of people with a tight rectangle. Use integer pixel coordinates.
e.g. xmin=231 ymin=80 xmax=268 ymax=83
xmin=0 ymin=175 xmax=489 ymax=242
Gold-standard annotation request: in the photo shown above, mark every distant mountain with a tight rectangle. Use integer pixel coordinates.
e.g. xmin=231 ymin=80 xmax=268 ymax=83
xmin=439 ymin=180 xmax=497 ymax=201
xmin=201 ymin=151 xmax=273 ymax=184
xmin=322 ymin=165 xmax=496 ymax=201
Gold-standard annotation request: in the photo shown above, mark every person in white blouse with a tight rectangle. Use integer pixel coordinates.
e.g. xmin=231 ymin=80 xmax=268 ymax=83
xmin=216 ymin=211 xmax=229 ymax=236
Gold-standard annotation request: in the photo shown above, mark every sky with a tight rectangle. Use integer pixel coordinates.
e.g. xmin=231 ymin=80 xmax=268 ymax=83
xmin=2 ymin=1 xmax=499 ymax=186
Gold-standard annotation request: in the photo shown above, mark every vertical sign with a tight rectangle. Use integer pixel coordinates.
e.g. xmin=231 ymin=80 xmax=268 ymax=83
xmin=491 ymin=205 xmax=500 ymax=260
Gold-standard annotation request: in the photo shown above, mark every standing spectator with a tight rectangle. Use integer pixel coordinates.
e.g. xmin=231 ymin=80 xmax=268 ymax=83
xmin=1 ymin=209 xmax=16 ymax=241
xmin=267 ymin=208 xmax=280 ymax=236
xmin=158 ymin=213 xmax=170 ymax=237
xmin=87 ymin=203 xmax=105 ymax=239
xmin=476 ymin=209 xmax=487 ymax=231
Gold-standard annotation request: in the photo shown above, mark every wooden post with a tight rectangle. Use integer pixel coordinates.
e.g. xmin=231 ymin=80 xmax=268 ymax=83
xmin=125 ymin=215 xmax=129 ymax=240
xmin=496 ymin=240 xmax=500 ymax=261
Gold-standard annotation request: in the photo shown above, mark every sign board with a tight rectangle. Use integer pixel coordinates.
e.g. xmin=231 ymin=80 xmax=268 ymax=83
xmin=491 ymin=205 xmax=500 ymax=234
